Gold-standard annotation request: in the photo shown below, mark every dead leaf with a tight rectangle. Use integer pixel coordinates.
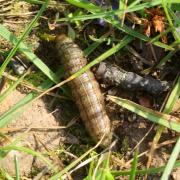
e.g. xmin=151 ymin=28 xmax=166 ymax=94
xmin=152 ymin=15 xmax=165 ymax=33
xmin=144 ymin=7 xmax=167 ymax=43
xmin=144 ymin=19 xmax=152 ymax=37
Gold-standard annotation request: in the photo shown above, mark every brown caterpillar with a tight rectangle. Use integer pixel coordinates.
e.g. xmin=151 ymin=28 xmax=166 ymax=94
xmin=55 ymin=35 xmax=112 ymax=147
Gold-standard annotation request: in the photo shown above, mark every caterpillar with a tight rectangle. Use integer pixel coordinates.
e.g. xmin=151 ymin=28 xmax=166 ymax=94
xmin=55 ymin=35 xmax=112 ymax=147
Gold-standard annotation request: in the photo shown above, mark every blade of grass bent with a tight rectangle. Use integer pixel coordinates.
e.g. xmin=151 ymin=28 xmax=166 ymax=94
xmin=84 ymin=32 xmax=111 ymax=57
xmin=0 ymin=169 xmax=14 ymax=180
xmin=0 ymin=67 xmax=64 ymax=128
xmin=161 ymin=137 xmax=180 ymax=180
xmin=163 ymin=75 xmax=180 ymax=114
xmin=14 ymin=155 xmax=20 ymax=180
xmin=160 ymin=75 xmax=180 ymax=179
xmin=0 ymin=145 xmax=56 ymax=172
xmin=130 ymin=150 xmax=138 ymax=180
xmin=0 ymin=69 xmax=30 ymax=103
xmin=162 ymin=0 xmax=180 ymax=42
xmin=143 ymin=49 xmax=177 ymax=74
xmin=146 ymin=74 xmax=180 ymax=175
xmin=108 ymin=95 xmax=180 ymax=132
xmin=0 ymin=24 xmax=59 ymax=84
xmin=49 ymin=136 xmax=105 ymax=180
xmin=66 ymin=0 xmax=179 ymax=11
xmin=111 ymin=160 xmax=180 ymax=176
xmin=0 ymin=0 xmax=50 ymax=78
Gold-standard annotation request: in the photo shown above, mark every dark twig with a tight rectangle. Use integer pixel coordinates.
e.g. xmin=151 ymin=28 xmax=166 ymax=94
xmin=96 ymin=62 xmax=170 ymax=95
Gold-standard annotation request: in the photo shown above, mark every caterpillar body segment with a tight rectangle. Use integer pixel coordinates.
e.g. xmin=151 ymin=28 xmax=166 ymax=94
xmin=55 ymin=35 xmax=112 ymax=146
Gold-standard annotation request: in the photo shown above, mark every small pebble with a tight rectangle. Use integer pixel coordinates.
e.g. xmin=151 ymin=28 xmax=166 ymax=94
xmin=10 ymin=59 xmax=26 ymax=75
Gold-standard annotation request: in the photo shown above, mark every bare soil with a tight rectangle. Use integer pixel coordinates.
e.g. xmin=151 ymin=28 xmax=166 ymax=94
xmin=0 ymin=88 xmax=78 ymax=176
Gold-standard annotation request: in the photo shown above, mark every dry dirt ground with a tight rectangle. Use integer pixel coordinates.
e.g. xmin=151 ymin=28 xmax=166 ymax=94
xmin=0 ymin=88 xmax=79 ymax=176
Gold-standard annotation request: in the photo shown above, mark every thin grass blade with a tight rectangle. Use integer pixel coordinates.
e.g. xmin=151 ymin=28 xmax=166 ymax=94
xmin=0 ymin=145 xmax=56 ymax=172
xmin=0 ymin=67 xmax=64 ymax=128
xmin=163 ymin=75 xmax=180 ymax=114
xmin=95 ymin=152 xmax=114 ymax=180
xmin=50 ymin=137 xmax=104 ymax=180
xmin=0 ymin=0 xmax=49 ymax=78
xmin=0 ymin=69 xmax=30 ymax=103
xmin=0 ymin=24 xmax=59 ymax=84
xmin=130 ymin=150 xmax=138 ymax=180
xmin=111 ymin=160 xmax=180 ymax=177
xmin=14 ymin=155 xmax=20 ymax=180
xmin=161 ymin=137 xmax=180 ymax=180
xmin=108 ymin=95 xmax=180 ymax=132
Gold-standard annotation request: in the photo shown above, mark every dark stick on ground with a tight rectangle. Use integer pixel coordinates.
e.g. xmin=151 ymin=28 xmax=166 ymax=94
xmin=96 ymin=62 xmax=170 ymax=95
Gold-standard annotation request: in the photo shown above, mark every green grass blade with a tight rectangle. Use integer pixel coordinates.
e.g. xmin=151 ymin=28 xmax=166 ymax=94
xmin=95 ymin=152 xmax=114 ymax=180
xmin=162 ymin=0 xmax=180 ymax=42
xmin=0 ymin=0 xmax=50 ymax=77
xmin=161 ymin=76 xmax=180 ymax=179
xmin=1 ymin=145 xmax=56 ymax=172
xmin=143 ymin=49 xmax=177 ymax=73
xmin=146 ymin=75 xmax=180 ymax=176
xmin=0 ymin=25 xmax=59 ymax=84
xmin=14 ymin=155 xmax=20 ymax=180
xmin=111 ymin=160 xmax=180 ymax=176
xmin=0 ymin=69 xmax=30 ymax=103
xmin=161 ymin=137 xmax=180 ymax=180
xmin=50 ymin=139 xmax=103 ymax=180
xmin=130 ymin=150 xmax=138 ymax=180
xmin=84 ymin=152 xmax=97 ymax=180
xmin=129 ymin=0 xmax=142 ymax=7
xmin=69 ymin=35 xmax=133 ymax=79
xmin=5 ymin=174 xmax=14 ymax=180
xmin=168 ymin=7 xmax=180 ymax=26
xmin=65 ymin=0 xmax=102 ymax=12
xmin=105 ymin=22 xmax=173 ymax=50
xmin=0 ymin=169 xmax=14 ymax=180
xmin=66 ymin=0 xmax=179 ymax=11
xmin=163 ymin=75 xmax=180 ymax=114
xmin=0 ymin=92 xmax=36 ymax=128
xmin=23 ymin=0 xmax=45 ymax=4
xmin=108 ymin=95 xmax=180 ymax=132
xmin=0 ymin=68 xmax=64 ymax=128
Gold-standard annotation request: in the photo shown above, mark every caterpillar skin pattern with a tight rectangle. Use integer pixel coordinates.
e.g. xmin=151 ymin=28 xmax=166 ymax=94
xmin=55 ymin=35 xmax=112 ymax=147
